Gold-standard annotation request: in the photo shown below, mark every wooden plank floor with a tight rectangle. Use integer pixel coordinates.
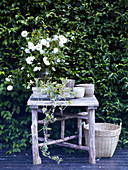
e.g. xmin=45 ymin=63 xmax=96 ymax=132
xmin=0 ymin=148 xmax=128 ymax=170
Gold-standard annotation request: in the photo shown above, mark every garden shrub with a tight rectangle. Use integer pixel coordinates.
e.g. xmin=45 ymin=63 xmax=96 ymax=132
xmin=0 ymin=0 xmax=128 ymax=152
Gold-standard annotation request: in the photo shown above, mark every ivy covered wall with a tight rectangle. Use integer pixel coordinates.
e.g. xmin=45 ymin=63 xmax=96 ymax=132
xmin=0 ymin=0 xmax=128 ymax=152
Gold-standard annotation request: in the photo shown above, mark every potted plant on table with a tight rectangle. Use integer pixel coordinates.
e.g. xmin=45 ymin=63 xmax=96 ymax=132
xmin=28 ymin=78 xmax=42 ymax=97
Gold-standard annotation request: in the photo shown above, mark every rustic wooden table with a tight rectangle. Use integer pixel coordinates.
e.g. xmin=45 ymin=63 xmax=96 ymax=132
xmin=27 ymin=95 xmax=99 ymax=165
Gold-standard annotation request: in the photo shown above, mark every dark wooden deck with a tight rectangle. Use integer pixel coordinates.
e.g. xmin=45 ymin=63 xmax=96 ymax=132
xmin=0 ymin=148 xmax=128 ymax=170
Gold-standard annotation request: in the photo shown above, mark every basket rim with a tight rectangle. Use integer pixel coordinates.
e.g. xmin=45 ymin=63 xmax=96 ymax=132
xmin=83 ymin=122 xmax=121 ymax=132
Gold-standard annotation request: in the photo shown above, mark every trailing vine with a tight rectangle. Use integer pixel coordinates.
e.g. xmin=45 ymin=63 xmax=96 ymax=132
xmin=40 ymin=106 xmax=62 ymax=164
xmin=39 ymin=78 xmax=74 ymax=163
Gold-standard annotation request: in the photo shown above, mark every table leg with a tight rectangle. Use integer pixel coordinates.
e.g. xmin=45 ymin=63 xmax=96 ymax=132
xmin=61 ymin=120 xmax=65 ymax=139
xmin=88 ymin=108 xmax=95 ymax=164
xmin=31 ymin=108 xmax=42 ymax=164
xmin=78 ymin=118 xmax=82 ymax=145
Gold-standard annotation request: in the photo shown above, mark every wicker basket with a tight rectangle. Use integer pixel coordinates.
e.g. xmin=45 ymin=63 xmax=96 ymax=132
xmin=83 ymin=123 xmax=121 ymax=158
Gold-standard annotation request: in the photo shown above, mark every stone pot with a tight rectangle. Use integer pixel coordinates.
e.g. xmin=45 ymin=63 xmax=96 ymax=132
xmin=32 ymin=87 xmax=42 ymax=97
xmin=73 ymin=87 xmax=85 ymax=98
xmin=65 ymin=79 xmax=75 ymax=89
xmin=76 ymin=84 xmax=94 ymax=97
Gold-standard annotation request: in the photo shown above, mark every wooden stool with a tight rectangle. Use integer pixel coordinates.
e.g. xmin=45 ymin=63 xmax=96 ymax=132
xmin=28 ymin=96 xmax=99 ymax=164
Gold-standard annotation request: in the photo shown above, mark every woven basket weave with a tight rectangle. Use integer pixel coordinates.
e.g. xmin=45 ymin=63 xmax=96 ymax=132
xmin=83 ymin=123 xmax=121 ymax=158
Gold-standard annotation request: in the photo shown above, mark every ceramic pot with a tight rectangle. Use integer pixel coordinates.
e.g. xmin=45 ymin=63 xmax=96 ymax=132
xmin=32 ymin=87 xmax=42 ymax=97
xmin=73 ymin=87 xmax=85 ymax=98
xmin=65 ymin=79 xmax=75 ymax=89
xmin=76 ymin=84 xmax=94 ymax=97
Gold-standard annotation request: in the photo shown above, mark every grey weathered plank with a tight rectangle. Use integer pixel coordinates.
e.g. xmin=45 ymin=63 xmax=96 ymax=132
xmin=0 ymin=149 xmax=128 ymax=170
xmin=27 ymin=95 xmax=99 ymax=107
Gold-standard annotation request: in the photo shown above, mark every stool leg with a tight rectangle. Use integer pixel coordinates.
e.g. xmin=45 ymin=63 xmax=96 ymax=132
xmin=31 ymin=109 xmax=42 ymax=164
xmin=61 ymin=120 xmax=65 ymax=139
xmin=88 ymin=108 xmax=95 ymax=164
xmin=78 ymin=118 xmax=82 ymax=146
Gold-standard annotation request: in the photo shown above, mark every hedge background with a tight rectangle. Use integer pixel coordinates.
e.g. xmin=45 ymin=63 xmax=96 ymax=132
xmin=0 ymin=0 xmax=128 ymax=152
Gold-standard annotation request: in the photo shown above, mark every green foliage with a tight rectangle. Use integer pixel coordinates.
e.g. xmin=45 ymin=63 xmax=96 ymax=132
xmin=40 ymin=106 xmax=63 ymax=164
xmin=0 ymin=0 xmax=128 ymax=153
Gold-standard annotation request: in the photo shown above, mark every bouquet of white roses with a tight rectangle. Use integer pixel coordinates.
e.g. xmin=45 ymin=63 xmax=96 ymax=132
xmin=21 ymin=28 xmax=67 ymax=74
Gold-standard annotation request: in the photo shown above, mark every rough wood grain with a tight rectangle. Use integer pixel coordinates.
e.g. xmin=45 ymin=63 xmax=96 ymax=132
xmin=88 ymin=108 xmax=95 ymax=164
xmin=28 ymin=95 xmax=99 ymax=107
xmin=38 ymin=114 xmax=88 ymax=124
xmin=57 ymin=142 xmax=89 ymax=151
xmin=1 ymin=149 xmax=128 ymax=170
xmin=78 ymin=118 xmax=82 ymax=146
xmin=31 ymin=109 xmax=42 ymax=164
xmin=38 ymin=135 xmax=78 ymax=146
xmin=61 ymin=120 xmax=65 ymax=139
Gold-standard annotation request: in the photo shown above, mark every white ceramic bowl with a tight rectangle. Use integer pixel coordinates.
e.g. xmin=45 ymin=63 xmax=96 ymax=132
xmin=76 ymin=84 xmax=94 ymax=97
xmin=73 ymin=87 xmax=85 ymax=98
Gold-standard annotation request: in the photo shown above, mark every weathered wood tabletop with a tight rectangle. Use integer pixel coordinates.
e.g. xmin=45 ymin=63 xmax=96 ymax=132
xmin=27 ymin=95 xmax=99 ymax=107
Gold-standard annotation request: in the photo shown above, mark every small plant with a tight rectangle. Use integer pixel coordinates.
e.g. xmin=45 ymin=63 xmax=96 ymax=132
xmin=27 ymin=78 xmax=41 ymax=88
xmin=39 ymin=78 xmax=75 ymax=163
xmin=41 ymin=78 xmax=74 ymax=99
xmin=34 ymin=78 xmax=41 ymax=87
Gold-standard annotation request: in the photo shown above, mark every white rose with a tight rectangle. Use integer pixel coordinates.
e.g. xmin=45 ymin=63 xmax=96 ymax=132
xmin=21 ymin=67 xmax=24 ymax=70
xmin=33 ymin=66 xmax=41 ymax=72
xmin=46 ymin=42 xmax=50 ymax=48
xmin=43 ymin=57 xmax=50 ymax=66
xmin=35 ymin=43 xmax=42 ymax=51
xmin=41 ymin=39 xmax=47 ymax=45
xmin=21 ymin=31 xmax=28 ymax=37
xmin=46 ymin=38 xmax=51 ymax=42
xmin=53 ymin=35 xmax=58 ymax=41
xmin=28 ymin=42 xmax=35 ymax=51
xmin=59 ymin=35 xmax=67 ymax=43
xmin=57 ymin=59 xmax=60 ymax=62
xmin=26 ymin=58 xmax=32 ymax=65
xmin=30 ymin=80 xmax=33 ymax=84
xmin=5 ymin=78 xmax=10 ymax=82
xmin=25 ymin=48 xmax=30 ymax=53
xmin=26 ymin=56 xmax=35 ymax=64
xmin=59 ymin=41 xmax=64 ymax=47
xmin=53 ymin=48 xmax=58 ymax=53
xmin=52 ymin=67 xmax=56 ymax=71
xmin=27 ymin=86 xmax=30 ymax=89
xmin=7 ymin=85 xmax=13 ymax=91
xmin=31 ymin=56 xmax=35 ymax=60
